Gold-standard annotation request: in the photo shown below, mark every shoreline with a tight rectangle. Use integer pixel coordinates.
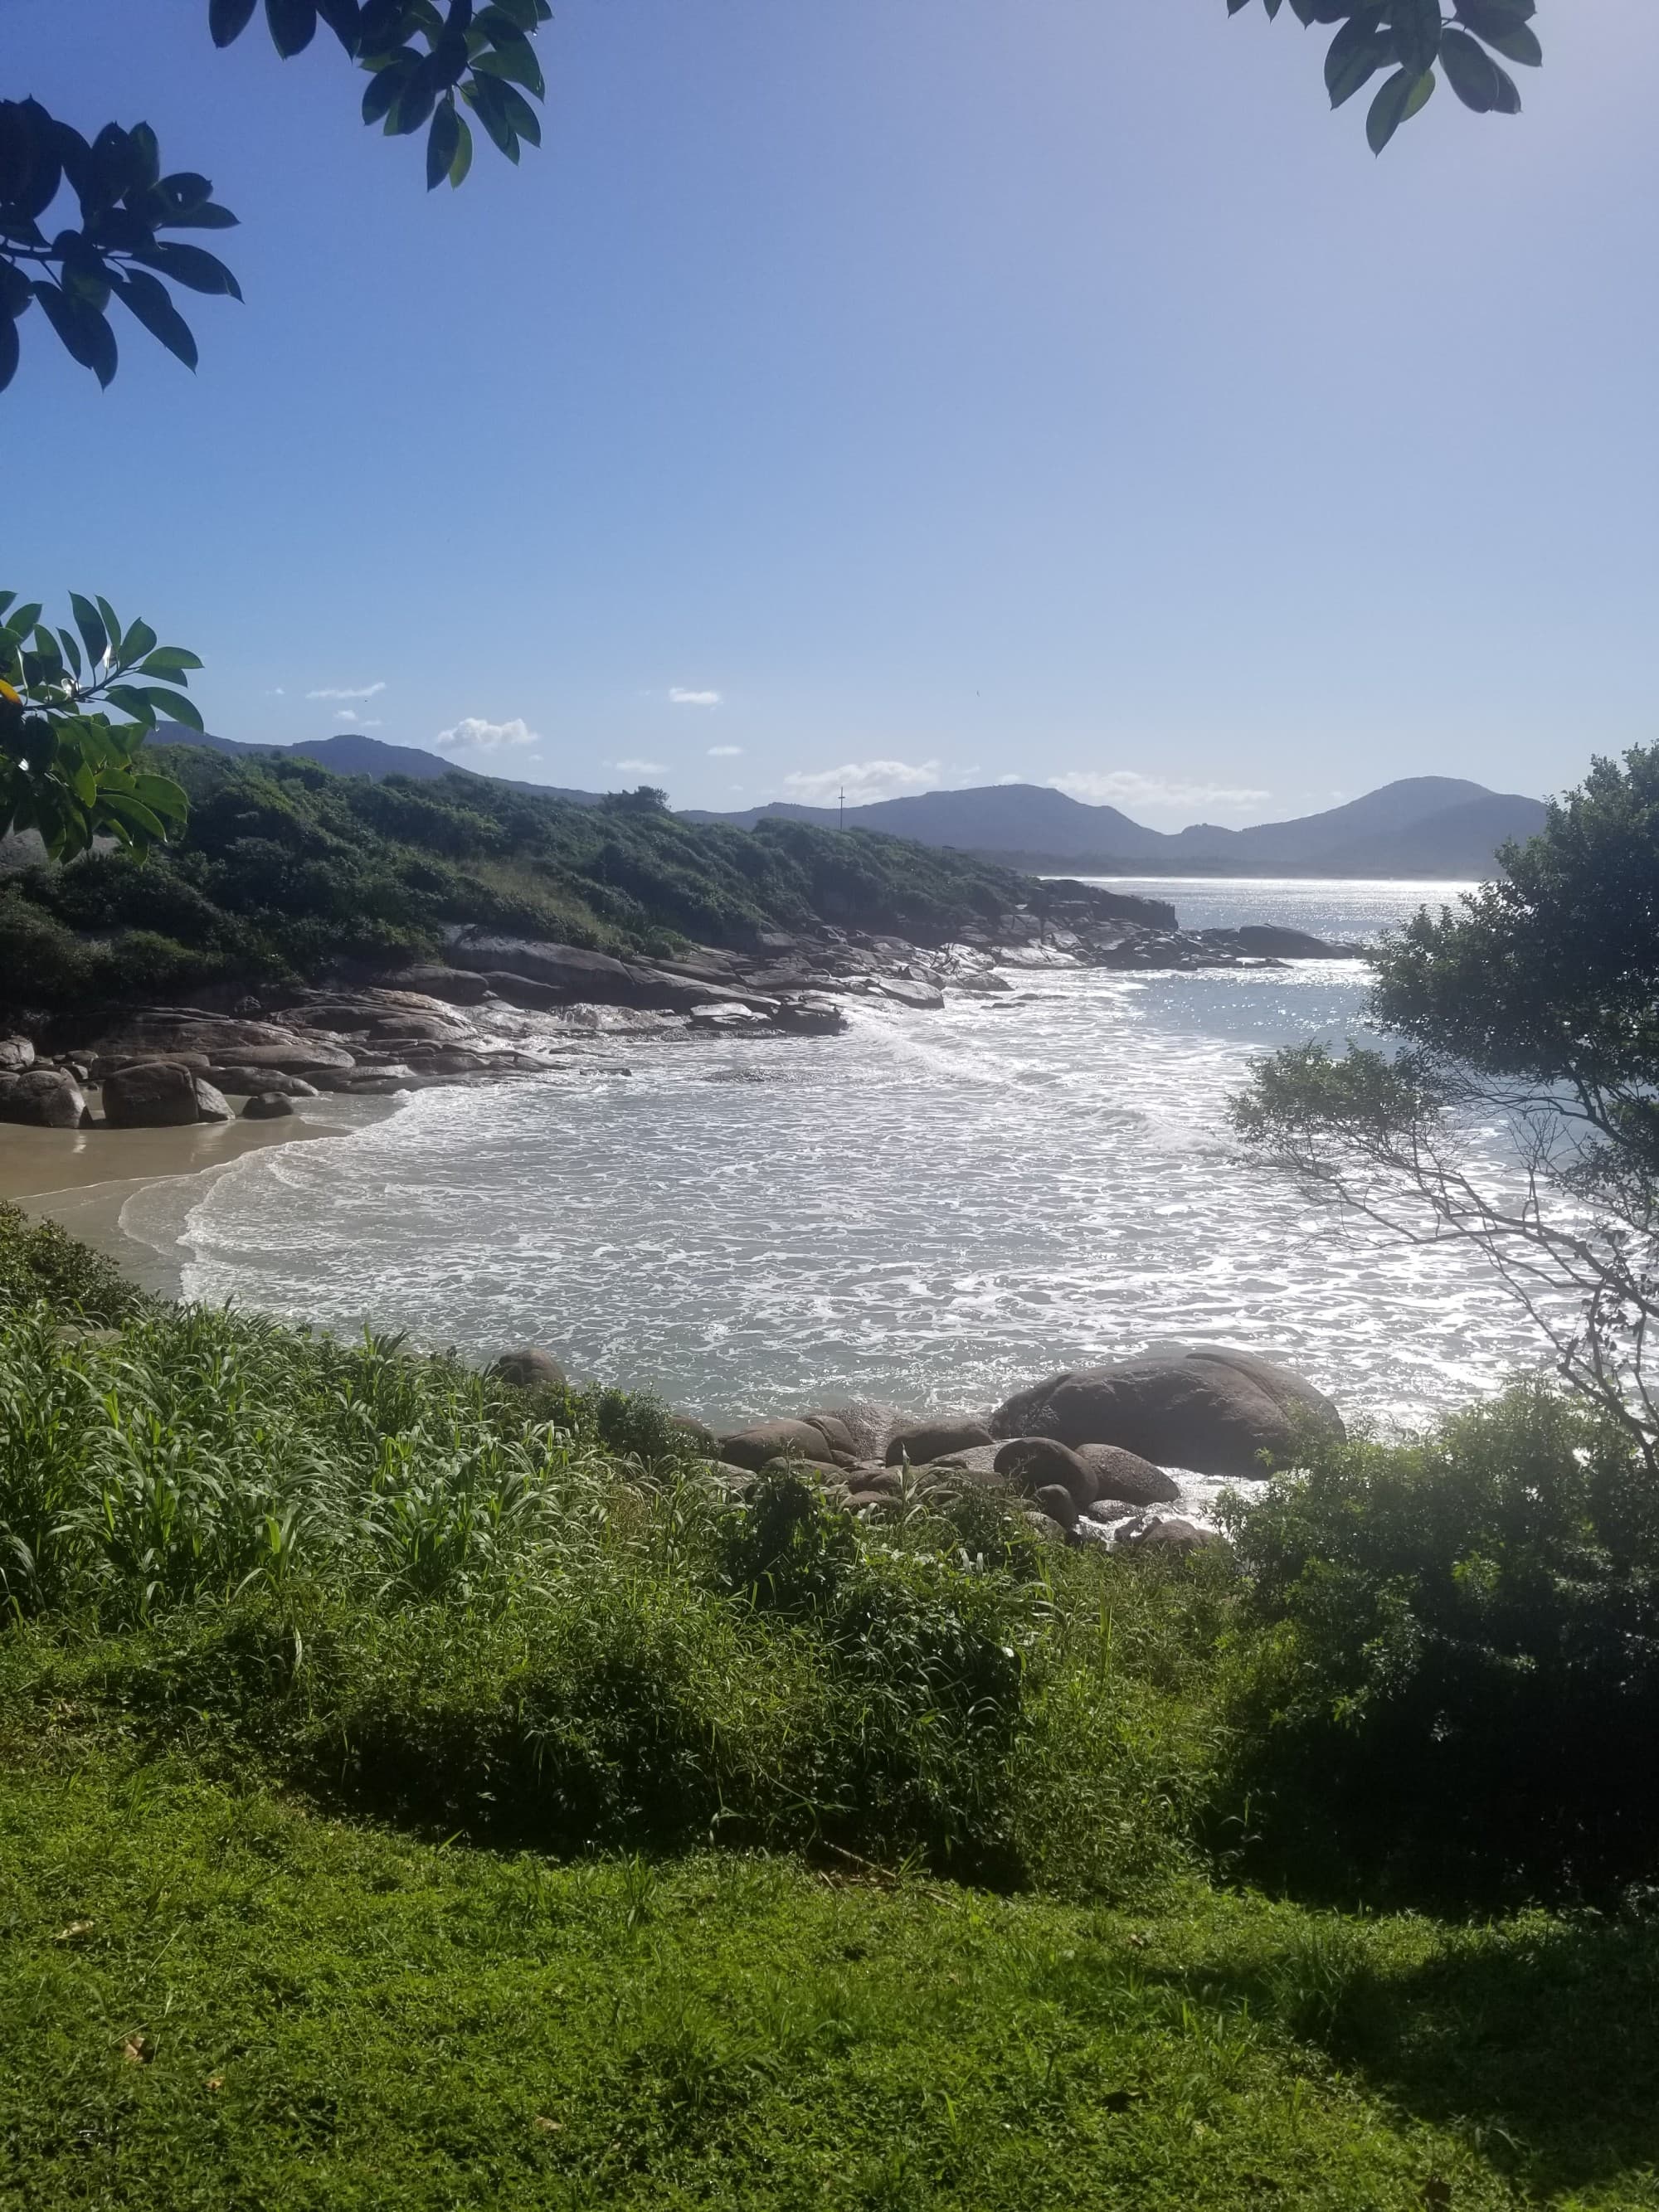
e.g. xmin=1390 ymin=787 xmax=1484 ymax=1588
xmin=0 ymin=1096 xmax=397 ymax=1300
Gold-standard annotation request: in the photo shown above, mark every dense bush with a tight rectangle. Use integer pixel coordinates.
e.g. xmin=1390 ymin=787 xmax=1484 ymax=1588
xmin=1221 ymin=1384 xmax=1659 ymax=1902
xmin=0 ymin=1199 xmax=143 ymax=1325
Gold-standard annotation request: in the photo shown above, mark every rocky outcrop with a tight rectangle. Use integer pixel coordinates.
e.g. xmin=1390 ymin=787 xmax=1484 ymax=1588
xmin=211 ymin=1068 xmax=321 ymax=1098
xmin=241 ymin=1093 xmax=294 ymax=1120
xmin=102 ymin=1060 xmax=231 ymax=1127
xmin=993 ymin=1435 xmax=1096 ymax=1500
xmin=886 ymin=1417 xmax=995 ymax=1467
xmin=1071 ymin=1441 xmax=1180 ymax=1506
xmin=0 ymin=1037 xmax=35 ymax=1073
xmin=490 ymin=1347 xmax=569 ymax=1391
xmin=991 ymin=1346 xmax=1342 ymax=1477
xmin=718 ymin=1419 xmax=843 ymax=1471
xmin=0 ymin=1068 xmax=88 ymax=1127
xmin=1199 ymin=925 xmax=1367 ymax=960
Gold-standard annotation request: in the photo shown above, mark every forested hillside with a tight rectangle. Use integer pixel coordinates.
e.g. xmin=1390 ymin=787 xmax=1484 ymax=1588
xmin=0 ymin=746 xmax=1030 ymax=1022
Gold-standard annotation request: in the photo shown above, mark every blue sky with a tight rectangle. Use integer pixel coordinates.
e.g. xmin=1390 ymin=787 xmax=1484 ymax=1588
xmin=10 ymin=0 xmax=1657 ymax=822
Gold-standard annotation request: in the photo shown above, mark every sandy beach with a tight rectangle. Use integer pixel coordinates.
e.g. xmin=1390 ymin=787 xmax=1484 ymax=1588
xmin=0 ymin=1099 xmax=395 ymax=1299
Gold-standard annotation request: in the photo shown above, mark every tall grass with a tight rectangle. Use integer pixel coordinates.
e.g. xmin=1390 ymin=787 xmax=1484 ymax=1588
xmin=0 ymin=1251 xmax=1219 ymax=1885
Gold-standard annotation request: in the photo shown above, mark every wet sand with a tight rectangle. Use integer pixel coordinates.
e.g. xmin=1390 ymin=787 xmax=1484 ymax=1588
xmin=0 ymin=1100 xmax=395 ymax=1299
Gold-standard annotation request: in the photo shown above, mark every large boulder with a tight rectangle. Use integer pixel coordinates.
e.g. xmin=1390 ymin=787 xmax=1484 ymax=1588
xmin=207 ymin=1067 xmax=321 ymax=1098
xmin=886 ymin=1417 xmax=995 ymax=1468
xmin=382 ymin=965 xmax=494 ymax=1006
xmin=241 ymin=1092 xmax=294 ymax=1121
xmin=998 ymin=1347 xmax=1341 ymax=1478
xmin=1071 ymin=1442 xmax=1180 ymax=1507
xmin=805 ymin=1412 xmax=859 ymax=1458
xmin=994 ymin=1434 xmax=1096 ymax=1502
xmin=988 ymin=1372 xmax=1073 ymax=1440
xmin=718 ymin=1419 xmax=839 ymax=1472
xmin=490 ymin=1347 xmax=569 ymax=1392
xmin=0 ymin=1068 xmax=88 ymax=1128
xmin=805 ymin=1402 xmax=908 ymax=1462
xmin=101 ymin=1060 xmax=232 ymax=1128
xmin=0 ymin=1037 xmax=35 ymax=1073
xmin=875 ymin=976 xmax=946 ymax=1011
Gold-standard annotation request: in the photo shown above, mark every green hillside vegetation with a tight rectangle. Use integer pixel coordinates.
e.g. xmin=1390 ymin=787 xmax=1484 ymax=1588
xmin=3 ymin=1201 xmax=1659 ymax=2204
xmin=0 ymin=746 xmax=1030 ymax=1022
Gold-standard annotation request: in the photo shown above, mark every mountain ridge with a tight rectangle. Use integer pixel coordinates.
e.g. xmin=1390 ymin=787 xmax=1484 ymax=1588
xmin=153 ymin=732 xmax=1545 ymax=881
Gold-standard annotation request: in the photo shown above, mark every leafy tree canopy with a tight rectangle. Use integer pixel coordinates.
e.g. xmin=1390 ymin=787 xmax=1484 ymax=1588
xmin=1234 ymin=743 xmax=1659 ymax=1467
xmin=1230 ymin=0 xmax=1543 ymax=151
xmin=0 ymin=0 xmax=552 ymax=391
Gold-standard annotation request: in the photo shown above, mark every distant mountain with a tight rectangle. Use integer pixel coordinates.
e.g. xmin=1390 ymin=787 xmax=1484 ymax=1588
xmin=157 ymin=727 xmax=603 ymax=805
xmin=149 ymin=732 xmax=1547 ymax=880
xmin=684 ymin=775 xmax=1547 ymax=878
xmin=680 ymin=783 xmax=1169 ymax=858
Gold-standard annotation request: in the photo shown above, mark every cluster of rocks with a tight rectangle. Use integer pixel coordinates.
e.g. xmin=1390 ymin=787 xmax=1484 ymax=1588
xmin=493 ymin=1341 xmax=1345 ymax=1550
xmin=0 ymin=989 xmax=572 ymax=1130
xmin=1 ymin=887 xmax=1370 ymax=1132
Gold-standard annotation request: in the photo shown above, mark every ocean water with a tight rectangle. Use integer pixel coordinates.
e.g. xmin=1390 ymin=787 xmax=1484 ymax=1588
xmin=120 ymin=878 xmax=1561 ymax=1437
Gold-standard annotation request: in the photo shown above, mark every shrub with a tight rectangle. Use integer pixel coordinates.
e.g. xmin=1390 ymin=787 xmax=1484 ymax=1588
xmin=0 ymin=1202 xmax=141 ymax=1325
xmin=1220 ymin=1383 xmax=1659 ymax=1902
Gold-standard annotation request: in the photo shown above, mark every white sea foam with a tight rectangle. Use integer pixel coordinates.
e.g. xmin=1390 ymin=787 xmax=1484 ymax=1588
xmin=167 ymin=879 xmax=1559 ymax=1433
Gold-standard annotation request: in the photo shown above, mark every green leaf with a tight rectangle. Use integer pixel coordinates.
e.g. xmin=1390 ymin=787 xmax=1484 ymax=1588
xmin=363 ymin=55 xmax=420 ymax=125
xmin=1367 ymin=66 xmax=1435 ymax=152
xmin=119 ymin=620 xmax=158 ymax=667
xmin=103 ymin=684 xmax=159 ymax=728
xmin=69 ymin=592 xmax=109 ymax=670
xmin=136 ymin=646 xmax=203 ymax=678
xmin=1389 ymin=0 xmax=1443 ymax=77
xmin=56 ymin=629 xmax=83 ymax=681
xmin=0 ymin=261 xmax=35 ymax=321
xmin=209 ymin=0 xmax=260 ymax=44
xmin=493 ymin=80 xmax=541 ymax=148
xmin=472 ymin=32 xmax=544 ymax=98
xmin=426 ymin=100 xmax=461 ymax=189
xmin=447 ymin=111 xmax=474 ymax=187
xmin=0 ymin=318 xmax=16 ymax=395
xmin=133 ymin=771 xmax=190 ymax=819
xmin=479 ymin=0 xmax=541 ymax=28
xmin=1438 ymin=26 xmax=1504 ymax=109
xmin=132 ymin=240 xmax=243 ymax=300
xmin=1454 ymin=0 xmax=1534 ymax=28
xmin=1476 ymin=19 xmax=1542 ymax=65
xmin=1325 ymin=9 xmax=1389 ymax=106
xmin=139 ymin=686 xmax=203 ymax=731
xmin=463 ymin=73 xmax=519 ymax=159
xmin=1490 ymin=59 xmax=1521 ymax=111
xmin=32 ymin=280 xmax=116 ymax=387
xmin=99 ymin=792 xmax=168 ymax=841
xmin=112 ymin=270 xmax=200 ymax=370
xmin=265 ymin=0 xmax=319 ymax=56
xmin=95 ymin=598 xmax=123 ymax=654
xmin=71 ymin=759 xmax=97 ymax=808
xmin=316 ymin=0 xmax=362 ymax=49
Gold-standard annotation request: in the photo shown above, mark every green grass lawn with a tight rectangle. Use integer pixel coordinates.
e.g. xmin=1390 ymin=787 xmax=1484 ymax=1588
xmin=4 ymin=1748 xmax=1658 ymax=2210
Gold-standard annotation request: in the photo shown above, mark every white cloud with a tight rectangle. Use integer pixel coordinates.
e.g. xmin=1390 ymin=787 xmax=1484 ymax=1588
xmin=307 ymin=682 xmax=387 ymax=702
xmin=782 ymin=759 xmax=949 ymax=807
xmin=334 ymin=711 xmax=382 ymax=727
xmin=435 ymin=717 xmax=538 ymax=752
xmin=669 ymin=688 xmax=721 ymax=707
xmin=267 ymin=687 xmax=285 ymax=697
xmin=1048 ymin=771 xmax=1271 ymax=818
xmin=994 ymin=773 xmax=1023 ymax=785
xmin=613 ymin=757 xmax=667 ymax=775
xmin=708 ymin=745 xmax=742 ymax=758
